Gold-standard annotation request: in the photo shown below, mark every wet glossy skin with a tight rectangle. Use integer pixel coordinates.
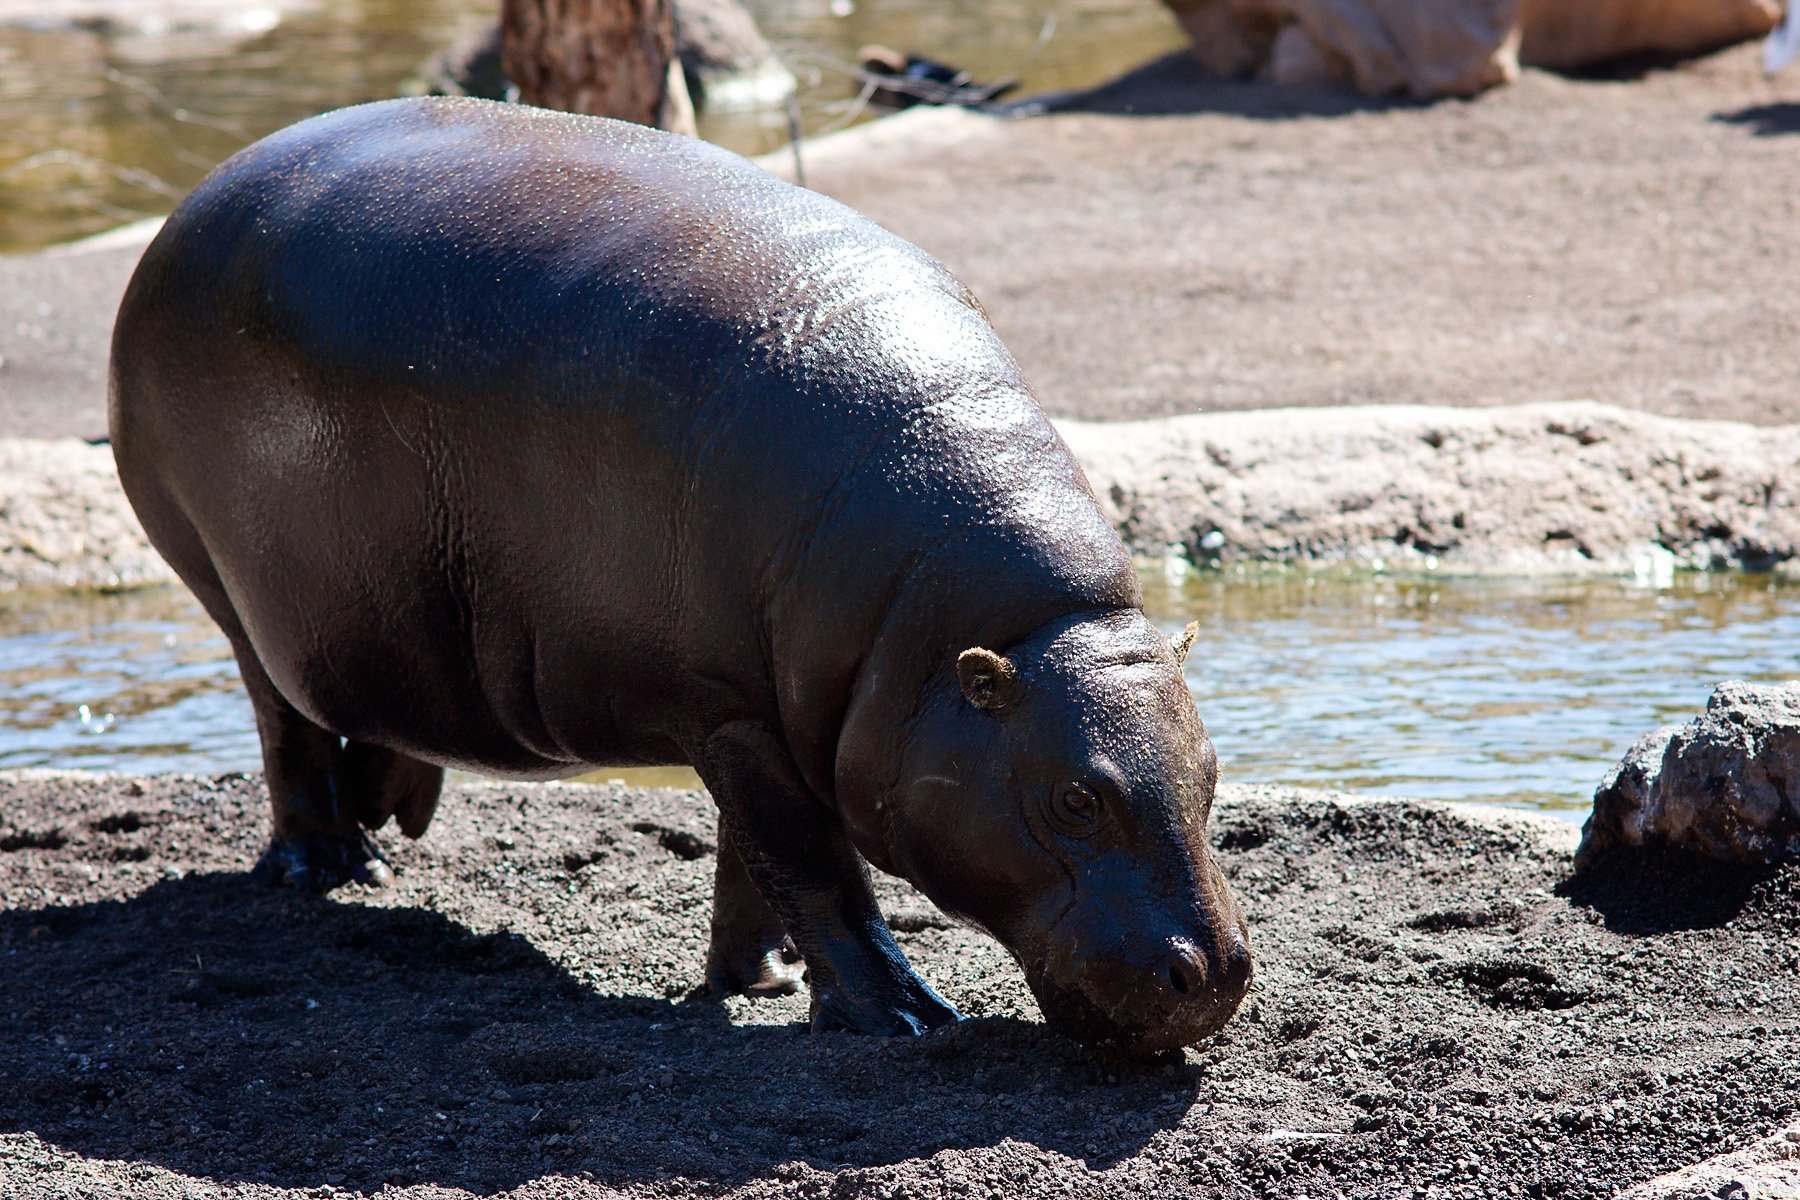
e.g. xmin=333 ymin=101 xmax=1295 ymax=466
xmin=109 ymin=96 xmax=1250 ymax=1052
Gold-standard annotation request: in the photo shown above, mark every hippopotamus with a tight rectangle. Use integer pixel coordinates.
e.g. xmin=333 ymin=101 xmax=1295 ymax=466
xmin=108 ymin=96 xmax=1251 ymax=1054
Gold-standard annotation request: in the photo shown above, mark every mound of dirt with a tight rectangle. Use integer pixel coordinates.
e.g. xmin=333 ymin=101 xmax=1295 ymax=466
xmin=1063 ymin=401 xmax=1800 ymax=573
xmin=0 ymin=772 xmax=1794 ymax=1198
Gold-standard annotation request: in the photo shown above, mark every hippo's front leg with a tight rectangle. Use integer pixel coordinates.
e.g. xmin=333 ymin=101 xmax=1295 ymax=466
xmin=698 ymin=720 xmax=962 ymax=1036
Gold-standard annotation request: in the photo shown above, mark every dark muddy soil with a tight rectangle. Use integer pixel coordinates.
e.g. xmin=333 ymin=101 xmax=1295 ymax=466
xmin=0 ymin=772 xmax=1795 ymax=1198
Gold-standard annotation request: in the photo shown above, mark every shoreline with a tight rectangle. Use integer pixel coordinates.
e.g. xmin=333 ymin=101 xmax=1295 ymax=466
xmin=7 ymin=399 xmax=1796 ymax=592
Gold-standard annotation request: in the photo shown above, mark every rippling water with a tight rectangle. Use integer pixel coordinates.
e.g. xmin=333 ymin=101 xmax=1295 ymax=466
xmin=0 ymin=0 xmax=1186 ymax=251
xmin=1147 ymin=568 xmax=1800 ymax=816
xmin=4 ymin=571 xmax=1795 ymax=819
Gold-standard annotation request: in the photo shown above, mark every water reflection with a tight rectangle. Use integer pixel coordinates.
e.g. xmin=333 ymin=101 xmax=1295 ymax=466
xmin=0 ymin=0 xmax=1186 ymax=251
xmin=1 ymin=571 xmax=1794 ymax=817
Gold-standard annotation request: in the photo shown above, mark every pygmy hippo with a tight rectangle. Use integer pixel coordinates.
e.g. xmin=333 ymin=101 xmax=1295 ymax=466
xmin=109 ymin=97 xmax=1251 ymax=1054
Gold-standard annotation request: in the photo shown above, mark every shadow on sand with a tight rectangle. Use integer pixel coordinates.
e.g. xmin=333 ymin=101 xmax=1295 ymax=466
xmin=1713 ymin=101 xmax=1800 ymax=136
xmin=0 ymin=872 xmax=1198 ymax=1194
xmin=1557 ymin=847 xmax=1786 ymax=933
xmin=1001 ymin=51 xmax=1417 ymax=121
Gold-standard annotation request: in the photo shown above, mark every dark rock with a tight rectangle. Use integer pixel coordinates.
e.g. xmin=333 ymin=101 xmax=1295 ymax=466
xmin=416 ymin=20 xmax=509 ymax=102
xmin=1578 ymin=680 xmax=1800 ymax=867
xmin=673 ymin=0 xmax=794 ymax=110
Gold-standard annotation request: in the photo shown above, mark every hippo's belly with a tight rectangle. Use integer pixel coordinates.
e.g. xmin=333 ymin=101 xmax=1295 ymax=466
xmin=148 ymin=357 xmax=706 ymax=779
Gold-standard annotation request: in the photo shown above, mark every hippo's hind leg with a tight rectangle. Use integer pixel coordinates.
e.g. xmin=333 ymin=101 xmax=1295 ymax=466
xmin=698 ymin=720 xmax=960 ymax=1036
xmin=234 ymin=661 xmax=445 ymax=890
xmin=193 ymin=582 xmax=439 ymax=891
xmin=179 ymin=573 xmax=399 ymax=892
xmin=118 ymin=471 xmax=439 ymax=891
xmin=245 ymin=694 xmax=444 ymax=891
xmin=705 ymin=824 xmax=805 ymax=997
xmin=241 ymin=670 xmax=395 ymax=893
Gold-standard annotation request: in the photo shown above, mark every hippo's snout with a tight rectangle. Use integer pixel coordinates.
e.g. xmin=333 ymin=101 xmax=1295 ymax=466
xmin=1030 ymin=919 xmax=1254 ymax=1056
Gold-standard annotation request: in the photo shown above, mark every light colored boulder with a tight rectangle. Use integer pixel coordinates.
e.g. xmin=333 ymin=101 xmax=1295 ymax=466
xmin=1613 ymin=1121 xmax=1800 ymax=1200
xmin=1521 ymin=0 xmax=1782 ymax=72
xmin=1163 ymin=0 xmax=1518 ymax=95
xmin=1164 ymin=0 xmax=1781 ymax=99
xmin=1062 ymin=401 xmax=1800 ymax=575
xmin=0 ymin=439 xmax=170 ymax=592
xmin=1578 ymin=681 xmax=1800 ymax=868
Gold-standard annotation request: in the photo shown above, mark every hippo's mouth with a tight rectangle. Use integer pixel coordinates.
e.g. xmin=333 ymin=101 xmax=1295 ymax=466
xmin=1024 ymin=967 xmax=1235 ymax=1057
xmin=1016 ymin=917 xmax=1251 ymax=1057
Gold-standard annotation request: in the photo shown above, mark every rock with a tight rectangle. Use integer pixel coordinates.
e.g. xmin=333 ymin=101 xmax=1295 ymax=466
xmin=1161 ymin=0 xmax=1778 ymax=99
xmin=1161 ymin=0 xmax=1520 ymax=97
xmin=0 ymin=438 xmax=172 ymax=592
xmin=1577 ymin=681 xmax=1800 ymax=868
xmin=1612 ymin=1121 xmax=1800 ymax=1200
xmin=1061 ymin=401 xmax=1800 ymax=576
xmin=411 ymin=0 xmax=794 ymax=112
xmin=1519 ymin=0 xmax=1782 ymax=73
xmin=415 ymin=21 xmax=509 ymax=102
xmin=12 ymin=400 xmax=1800 ymax=588
xmin=0 ymin=0 xmax=315 ymax=34
xmin=672 ymin=0 xmax=795 ymax=111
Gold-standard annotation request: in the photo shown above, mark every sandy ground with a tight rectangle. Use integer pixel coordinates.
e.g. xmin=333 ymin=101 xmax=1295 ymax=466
xmin=787 ymin=45 xmax=1800 ymax=429
xmin=5 ymin=44 xmax=1800 ymax=442
xmin=0 ymin=772 xmax=1795 ymax=1199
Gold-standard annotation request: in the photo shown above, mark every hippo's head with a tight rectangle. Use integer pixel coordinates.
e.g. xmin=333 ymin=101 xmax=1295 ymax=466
xmin=882 ymin=609 xmax=1252 ymax=1055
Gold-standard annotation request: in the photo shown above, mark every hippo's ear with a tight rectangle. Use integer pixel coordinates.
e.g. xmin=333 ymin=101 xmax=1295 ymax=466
xmin=957 ymin=647 xmax=1018 ymax=710
xmin=1170 ymin=621 xmax=1199 ymax=666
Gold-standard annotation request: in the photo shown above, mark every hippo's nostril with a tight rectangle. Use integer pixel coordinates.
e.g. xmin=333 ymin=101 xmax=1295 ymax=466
xmin=1163 ymin=941 xmax=1209 ymax=998
xmin=1220 ymin=930 xmax=1253 ymax=992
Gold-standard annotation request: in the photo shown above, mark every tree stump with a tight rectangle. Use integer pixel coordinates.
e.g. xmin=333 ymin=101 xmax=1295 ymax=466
xmin=501 ymin=0 xmax=696 ymax=133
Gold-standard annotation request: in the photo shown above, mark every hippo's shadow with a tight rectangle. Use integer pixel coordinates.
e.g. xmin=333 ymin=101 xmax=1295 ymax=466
xmin=1002 ymin=51 xmax=1418 ymax=121
xmin=1556 ymin=847 xmax=1785 ymax=933
xmin=1713 ymin=102 xmax=1800 ymax=137
xmin=0 ymin=873 xmax=1200 ymax=1194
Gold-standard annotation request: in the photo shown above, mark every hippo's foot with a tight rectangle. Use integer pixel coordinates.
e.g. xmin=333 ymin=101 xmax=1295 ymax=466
xmin=810 ymin=967 xmax=962 ymax=1036
xmin=706 ymin=818 xmax=806 ymax=997
xmin=251 ymin=828 xmax=394 ymax=893
xmin=706 ymin=937 xmax=806 ymax=998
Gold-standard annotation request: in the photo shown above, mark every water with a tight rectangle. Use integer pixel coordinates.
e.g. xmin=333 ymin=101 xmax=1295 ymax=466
xmin=4 ymin=571 xmax=1795 ymax=819
xmin=1146 ymin=569 xmax=1800 ymax=816
xmin=0 ymin=0 xmax=1186 ymax=252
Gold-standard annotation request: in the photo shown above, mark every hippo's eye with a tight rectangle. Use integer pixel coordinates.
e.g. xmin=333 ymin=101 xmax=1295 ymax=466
xmin=1047 ymin=781 xmax=1105 ymax=837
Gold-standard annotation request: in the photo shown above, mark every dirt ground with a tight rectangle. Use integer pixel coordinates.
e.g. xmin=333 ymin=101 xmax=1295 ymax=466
xmin=0 ymin=772 xmax=1795 ymax=1199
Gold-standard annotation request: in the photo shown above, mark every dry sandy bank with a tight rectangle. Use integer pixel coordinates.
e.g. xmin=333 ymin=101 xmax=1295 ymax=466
xmin=0 ymin=772 xmax=1795 ymax=1199
xmin=769 ymin=42 xmax=1800 ymax=429
xmin=5 ymin=43 xmax=1800 ymax=444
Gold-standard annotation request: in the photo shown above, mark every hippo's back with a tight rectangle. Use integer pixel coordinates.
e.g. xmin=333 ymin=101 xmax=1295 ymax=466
xmin=110 ymin=97 xmax=1132 ymax=782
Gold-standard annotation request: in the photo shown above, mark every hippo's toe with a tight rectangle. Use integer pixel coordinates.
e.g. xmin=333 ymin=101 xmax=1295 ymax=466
xmin=808 ymin=972 xmax=962 ymax=1037
xmin=251 ymin=829 xmax=394 ymax=893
